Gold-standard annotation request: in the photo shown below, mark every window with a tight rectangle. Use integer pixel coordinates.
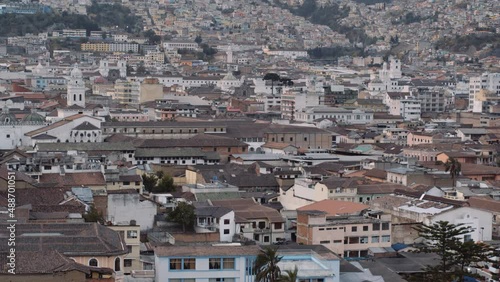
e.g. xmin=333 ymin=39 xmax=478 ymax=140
xmin=351 ymin=226 xmax=357 ymax=232
xmin=209 ymin=279 xmax=235 ymax=282
xmin=6 ymin=134 xmax=10 ymax=138
xmin=333 ymin=240 xmax=342 ymax=243
xmin=274 ymin=223 xmax=282 ymax=230
xmin=360 ymin=236 xmax=368 ymax=244
xmin=124 ymin=259 xmax=132 ymax=267
xmin=223 ymin=258 xmax=235 ymax=269
xmin=170 ymin=258 xmax=196 ymax=270
xmin=372 ymin=223 xmax=380 ymax=231
xmin=381 ymin=235 xmax=390 ymax=243
xmin=372 ymin=236 xmax=379 ymax=243
xmin=209 ymin=258 xmax=235 ymax=269
xmin=348 ymin=237 xmax=359 ymax=244
xmin=171 ymin=279 xmax=195 ymax=282
xmin=382 ymin=222 xmax=390 ymax=230
xmin=224 ymin=229 xmax=230 ymax=234
xmin=264 ymin=236 xmax=270 ymax=242
xmin=363 ymin=225 xmax=368 ymax=231
xmin=320 ymin=240 xmax=330 ymax=244
xmin=89 ymin=258 xmax=98 ymax=267
xmin=115 ymin=257 xmax=121 ymax=271
xmin=209 ymin=258 xmax=221 ymax=269
xmin=224 ymin=219 xmax=230 ymax=225
xmin=127 ymin=230 xmax=138 ymax=239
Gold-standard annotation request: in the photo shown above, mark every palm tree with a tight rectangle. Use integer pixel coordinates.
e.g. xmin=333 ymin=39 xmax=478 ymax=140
xmin=255 ymin=246 xmax=282 ymax=282
xmin=278 ymin=266 xmax=298 ymax=282
xmin=444 ymin=157 xmax=461 ymax=187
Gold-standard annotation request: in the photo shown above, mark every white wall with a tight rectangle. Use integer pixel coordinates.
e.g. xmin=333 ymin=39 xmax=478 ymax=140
xmin=107 ymin=193 xmax=157 ymax=231
xmin=429 ymin=207 xmax=493 ymax=242
xmin=219 ymin=211 xmax=236 ymax=242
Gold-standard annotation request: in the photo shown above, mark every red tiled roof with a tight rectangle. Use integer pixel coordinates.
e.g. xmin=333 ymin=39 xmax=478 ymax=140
xmin=298 ymin=199 xmax=369 ymax=216
xmin=39 ymin=172 xmax=106 ymax=187
xmin=467 ymin=197 xmax=500 ymax=213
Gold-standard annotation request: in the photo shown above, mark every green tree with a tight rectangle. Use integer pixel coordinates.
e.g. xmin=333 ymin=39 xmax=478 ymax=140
xmin=143 ymin=29 xmax=161 ymax=44
xmin=444 ymin=157 xmax=461 ymax=187
xmin=263 ymin=73 xmax=281 ymax=96
xmin=142 ymin=173 xmax=157 ymax=193
xmin=255 ymin=246 xmax=283 ymax=282
xmin=278 ymin=266 xmax=298 ymax=282
xmin=154 ymin=174 xmax=175 ymax=193
xmin=413 ymin=221 xmax=469 ymax=281
xmin=168 ymin=202 xmax=196 ymax=232
xmin=136 ymin=62 xmax=147 ymax=75
xmin=454 ymin=241 xmax=493 ymax=282
xmin=195 ymin=35 xmax=202 ymax=44
xmin=83 ymin=204 xmax=104 ymax=224
xmin=280 ymin=78 xmax=294 ymax=87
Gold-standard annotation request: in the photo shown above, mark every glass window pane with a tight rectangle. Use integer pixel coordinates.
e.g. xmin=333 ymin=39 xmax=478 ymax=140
xmin=170 ymin=259 xmax=182 ymax=270
xmin=223 ymin=258 xmax=235 ymax=269
xmin=184 ymin=258 xmax=196 ymax=269
xmin=209 ymin=258 xmax=220 ymax=269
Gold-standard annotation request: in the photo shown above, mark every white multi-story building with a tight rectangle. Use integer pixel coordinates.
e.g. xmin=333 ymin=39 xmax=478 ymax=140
xmin=109 ymin=43 xmax=139 ymax=53
xmin=469 ymin=73 xmax=500 ymax=112
xmin=295 ymin=106 xmax=374 ymax=124
xmin=62 ymin=29 xmax=87 ymax=38
xmin=281 ymin=90 xmax=322 ymax=121
xmin=263 ymin=47 xmax=308 ymax=59
xmin=163 ymin=41 xmax=199 ymax=51
xmin=195 ymin=207 xmax=236 ymax=242
xmin=155 ymin=245 xmax=260 ymax=282
xmin=388 ymin=97 xmax=421 ymax=121
xmin=154 ymin=244 xmax=340 ymax=282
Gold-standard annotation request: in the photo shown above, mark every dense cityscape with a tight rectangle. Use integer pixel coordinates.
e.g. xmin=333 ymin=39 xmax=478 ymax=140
xmin=0 ymin=0 xmax=499 ymax=281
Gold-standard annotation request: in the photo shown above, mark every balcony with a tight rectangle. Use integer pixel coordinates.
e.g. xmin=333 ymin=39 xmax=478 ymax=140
xmin=253 ymin=227 xmax=272 ymax=234
xmin=196 ymin=223 xmax=218 ymax=233
xmin=131 ymin=270 xmax=155 ymax=278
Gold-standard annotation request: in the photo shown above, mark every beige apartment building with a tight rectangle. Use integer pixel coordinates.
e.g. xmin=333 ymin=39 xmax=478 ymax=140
xmin=297 ymin=210 xmax=392 ymax=258
xmin=108 ymin=224 xmax=141 ymax=274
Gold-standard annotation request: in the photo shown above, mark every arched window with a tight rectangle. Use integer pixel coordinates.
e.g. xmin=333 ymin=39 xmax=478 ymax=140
xmin=79 ymin=94 xmax=82 ymax=101
xmin=114 ymin=257 xmax=121 ymax=271
xmin=73 ymin=94 xmax=76 ymax=101
xmin=89 ymin=258 xmax=98 ymax=267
